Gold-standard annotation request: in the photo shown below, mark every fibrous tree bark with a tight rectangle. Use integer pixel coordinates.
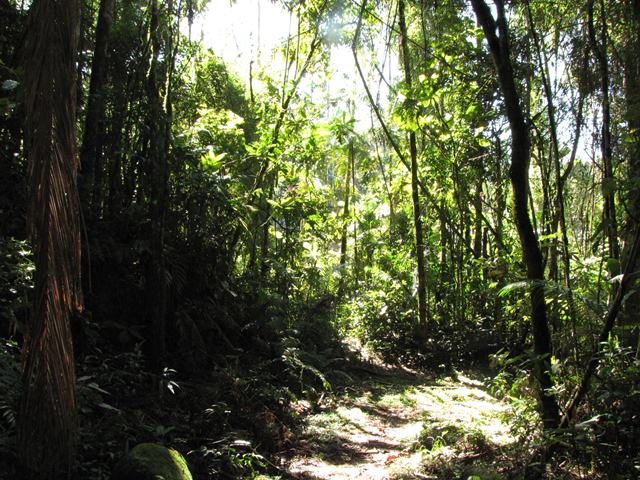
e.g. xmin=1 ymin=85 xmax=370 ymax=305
xmin=18 ymin=0 xmax=83 ymax=475
xmin=471 ymin=0 xmax=560 ymax=430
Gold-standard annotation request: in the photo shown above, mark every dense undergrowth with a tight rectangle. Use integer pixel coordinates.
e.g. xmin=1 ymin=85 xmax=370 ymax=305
xmin=1 ymin=331 xmax=345 ymax=479
xmin=1 ymin=204 xmax=640 ymax=479
xmin=2 ymin=300 xmax=640 ymax=479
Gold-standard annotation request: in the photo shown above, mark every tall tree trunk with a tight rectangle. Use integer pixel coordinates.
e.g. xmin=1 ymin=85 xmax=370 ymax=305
xmin=78 ymin=0 xmax=116 ymax=307
xmin=473 ymin=174 xmax=483 ymax=259
xmin=624 ymin=0 xmax=640 ymax=219
xmin=373 ymin=128 xmax=395 ymax=242
xmin=338 ymin=140 xmax=353 ymax=295
xmin=399 ymin=0 xmax=428 ymax=335
xmin=352 ymin=146 xmax=359 ymax=282
xmin=621 ymin=0 xmax=640 ymax=349
xmin=472 ymin=0 xmax=560 ymax=430
xmin=75 ymin=0 xmax=92 ymax=111
xmin=494 ymin=137 xmax=507 ymax=340
xmin=107 ymin=87 xmax=127 ymax=215
xmin=588 ymin=0 xmax=620 ymax=282
xmin=437 ymin=199 xmax=448 ymax=323
xmin=524 ymin=1 xmax=581 ymax=349
xmin=18 ymin=0 xmax=82 ymax=475
xmin=145 ymin=0 xmax=168 ymax=369
xmin=525 ymin=0 xmax=573 ymax=292
xmin=79 ymin=0 xmax=116 ymax=217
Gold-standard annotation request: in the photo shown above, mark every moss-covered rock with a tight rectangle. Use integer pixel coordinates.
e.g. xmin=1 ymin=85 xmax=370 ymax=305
xmin=112 ymin=443 xmax=193 ymax=480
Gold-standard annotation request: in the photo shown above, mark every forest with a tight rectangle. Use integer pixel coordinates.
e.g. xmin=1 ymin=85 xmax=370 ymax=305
xmin=0 ymin=0 xmax=639 ymax=478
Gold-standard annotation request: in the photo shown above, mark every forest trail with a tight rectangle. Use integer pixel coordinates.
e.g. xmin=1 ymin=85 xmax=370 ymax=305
xmin=284 ymin=368 xmax=515 ymax=480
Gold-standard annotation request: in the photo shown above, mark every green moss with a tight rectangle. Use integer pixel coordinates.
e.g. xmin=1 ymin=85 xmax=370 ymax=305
xmin=113 ymin=443 xmax=193 ymax=480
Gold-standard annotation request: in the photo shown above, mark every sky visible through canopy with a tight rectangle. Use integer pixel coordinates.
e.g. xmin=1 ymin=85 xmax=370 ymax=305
xmin=189 ymin=0 xmax=289 ymax=76
xmin=186 ymin=0 xmax=398 ymax=131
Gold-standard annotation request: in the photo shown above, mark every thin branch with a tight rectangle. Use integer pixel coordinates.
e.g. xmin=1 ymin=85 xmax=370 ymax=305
xmin=351 ymin=0 xmax=479 ymax=259
xmin=561 ymin=224 xmax=640 ymax=426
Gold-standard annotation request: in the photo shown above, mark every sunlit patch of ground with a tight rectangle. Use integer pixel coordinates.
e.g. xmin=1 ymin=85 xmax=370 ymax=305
xmin=285 ymin=370 xmax=516 ymax=480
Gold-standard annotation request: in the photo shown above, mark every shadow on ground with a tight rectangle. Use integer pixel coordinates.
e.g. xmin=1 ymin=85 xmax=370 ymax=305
xmin=283 ymin=368 xmax=515 ymax=480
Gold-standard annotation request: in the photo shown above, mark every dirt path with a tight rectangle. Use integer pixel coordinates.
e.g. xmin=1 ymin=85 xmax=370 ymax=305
xmin=284 ymin=369 xmax=514 ymax=480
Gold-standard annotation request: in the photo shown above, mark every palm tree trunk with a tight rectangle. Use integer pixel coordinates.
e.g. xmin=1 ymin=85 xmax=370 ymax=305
xmin=18 ymin=0 xmax=82 ymax=475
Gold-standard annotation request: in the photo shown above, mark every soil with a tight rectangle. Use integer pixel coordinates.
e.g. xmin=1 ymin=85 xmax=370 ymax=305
xmin=282 ymin=367 xmax=513 ymax=480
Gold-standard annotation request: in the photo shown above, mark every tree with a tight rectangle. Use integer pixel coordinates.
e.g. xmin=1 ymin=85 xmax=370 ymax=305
xmin=330 ymin=113 xmax=356 ymax=295
xmin=471 ymin=0 xmax=561 ymax=430
xmin=79 ymin=0 xmax=116 ymax=217
xmin=144 ymin=0 xmax=171 ymax=369
xmin=18 ymin=0 xmax=82 ymax=476
xmin=587 ymin=0 xmax=620 ymax=284
xmin=620 ymin=0 xmax=640 ymax=348
xmin=398 ymin=0 xmax=428 ymax=336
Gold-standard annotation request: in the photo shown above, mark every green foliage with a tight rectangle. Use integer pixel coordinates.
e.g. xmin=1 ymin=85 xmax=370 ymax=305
xmin=339 ymin=248 xmax=416 ymax=358
xmin=498 ymin=279 xmax=605 ymax=322
xmin=1 ymin=0 xmax=638 ymax=477
xmin=0 ymin=238 xmax=33 ymax=337
xmin=417 ymin=421 xmax=489 ymax=453
xmin=189 ymin=436 xmax=272 ymax=479
xmin=582 ymin=338 xmax=640 ymax=476
xmin=489 ymin=351 xmax=543 ymax=446
xmin=282 ymin=345 xmax=333 ymax=393
xmin=0 ymin=340 xmax=19 ymax=454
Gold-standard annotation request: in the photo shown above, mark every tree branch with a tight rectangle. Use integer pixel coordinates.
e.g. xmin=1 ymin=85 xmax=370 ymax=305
xmin=561 ymin=224 xmax=640 ymax=426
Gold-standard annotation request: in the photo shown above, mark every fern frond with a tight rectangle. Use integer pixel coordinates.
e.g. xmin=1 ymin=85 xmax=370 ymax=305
xmin=499 ymin=279 xmax=606 ymax=318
